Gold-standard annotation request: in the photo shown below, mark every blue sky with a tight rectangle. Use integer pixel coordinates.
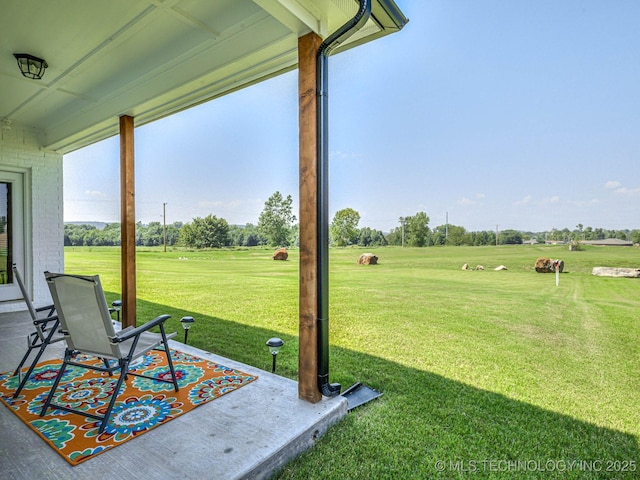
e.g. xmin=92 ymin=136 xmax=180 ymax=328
xmin=64 ymin=0 xmax=640 ymax=233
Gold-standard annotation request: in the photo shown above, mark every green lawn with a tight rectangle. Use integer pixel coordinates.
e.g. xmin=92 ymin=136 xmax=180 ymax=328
xmin=64 ymin=245 xmax=640 ymax=479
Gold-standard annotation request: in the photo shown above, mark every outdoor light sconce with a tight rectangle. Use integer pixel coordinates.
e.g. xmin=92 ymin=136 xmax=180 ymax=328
xmin=181 ymin=316 xmax=195 ymax=344
xmin=13 ymin=53 xmax=48 ymax=80
xmin=266 ymin=337 xmax=284 ymax=373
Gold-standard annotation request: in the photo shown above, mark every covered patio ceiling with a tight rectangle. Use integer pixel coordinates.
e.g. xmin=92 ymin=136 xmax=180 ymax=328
xmin=1 ymin=0 xmax=407 ymax=154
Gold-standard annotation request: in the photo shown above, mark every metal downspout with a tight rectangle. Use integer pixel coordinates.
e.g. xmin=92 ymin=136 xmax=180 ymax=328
xmin=316 ymin=0 xmax=372 ymax=397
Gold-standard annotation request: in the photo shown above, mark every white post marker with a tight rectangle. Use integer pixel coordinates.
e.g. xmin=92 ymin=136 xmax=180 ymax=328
xmin=554 ymin=260 xmax=560 ymax=287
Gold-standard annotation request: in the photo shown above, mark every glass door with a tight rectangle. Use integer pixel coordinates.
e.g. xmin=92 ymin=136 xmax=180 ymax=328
xmin=0 ymin=170 xmax=27 ymax=302
xmin=0 ymin=182 xmax=11 ymax=284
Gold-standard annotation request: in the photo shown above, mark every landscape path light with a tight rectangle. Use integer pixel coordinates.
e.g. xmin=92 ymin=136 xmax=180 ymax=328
xmin=180 ymin=316 xmax=195 ymax=344
xmin=111 ymin=300 xmax=122 ymax=323
xmin=266 ymin=337 xmax=284 ymax=373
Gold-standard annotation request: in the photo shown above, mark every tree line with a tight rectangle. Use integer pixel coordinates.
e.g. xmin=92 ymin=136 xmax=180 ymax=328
xmin=65 ymin=192 xmax=640 ymax=248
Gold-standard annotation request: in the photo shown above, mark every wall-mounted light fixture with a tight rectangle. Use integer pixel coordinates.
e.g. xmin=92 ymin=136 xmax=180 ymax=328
xmin=13 ymin=53 xmax=48 ymax=80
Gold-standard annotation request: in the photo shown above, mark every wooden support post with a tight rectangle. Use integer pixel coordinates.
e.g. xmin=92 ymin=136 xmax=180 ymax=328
xmin=119 ymin=115 xmax=136 ymax=328
xmin=298 ymin=32 xmax=323 ymax=403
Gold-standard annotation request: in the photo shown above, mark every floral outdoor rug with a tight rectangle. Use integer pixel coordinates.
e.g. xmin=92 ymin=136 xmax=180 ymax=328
xmin=0 ymin=349 xmax=257 ymax=465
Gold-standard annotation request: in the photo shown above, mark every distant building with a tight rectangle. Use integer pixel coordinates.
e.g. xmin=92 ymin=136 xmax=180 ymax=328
xmin=582 ymin=238 xmax=633 ymax=246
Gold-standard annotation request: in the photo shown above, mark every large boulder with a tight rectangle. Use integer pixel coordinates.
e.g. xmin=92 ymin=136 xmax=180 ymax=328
xmin=272 ymin=248 xmax=288 ymax=261
xmin=535 ymin=257 xmax=564 ymax=273
xmin=357 ymin=253 xmax=378 ymax=265
xmin=592 ymin=267 xmax=640 ymax=278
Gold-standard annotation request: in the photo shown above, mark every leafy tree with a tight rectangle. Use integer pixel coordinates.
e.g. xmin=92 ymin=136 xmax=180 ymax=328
xmin=140 ymin=221 xmax=163 ymax=246
xmin=500 ymin=229 xmax=523 ymax=245
xmin=471 ymin=230 xmax=492 ymax=246
xmin=385 ymin=227 xmax=402 ymax=246
xmin=179 ymin=214 xmax=230 ymax=248
xmin=165 ymin=222 xmax=182 ymax=246
xmin=583 ymin=226 xmax=594 ymax=240
xmin=358 ymin=227 xmax=387 ymax=247
xmin=406 ymin=211 xmax=430 ymax=247
xmin=593 ymin=228 xmax=605 ymax=240
xmin=430 ymin=225 xmax=446 ymax=246
xmin=330 ymin=208 xmax=360 ymax=246
xmin=611 ymin=230 xmax=629 ymax=240
xmin=101 ymin=223 xmax=121 ymax=246
xmin=258 ymin=191 xmax=296 ymax=247
xmin=83 ymin=228 xmax=100 ymax=246
xmin=229 ymin=223 xmax=265 ymax=247
xmin=445 ymin=224 xmax=469 ymax=246
xmin=64 ymin=224 xmax=93 ymax=246
xmin=289 ymin=223 xmax=300 ymax=247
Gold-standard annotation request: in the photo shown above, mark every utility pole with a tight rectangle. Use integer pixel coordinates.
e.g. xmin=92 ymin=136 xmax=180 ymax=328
xmin=399 ymin=217 xmax=406 ymax=247
xmin=496 ymin=224 xmax=499 ymax=246
xmin=445 ymin=212 xmax=448 ymax=241
xmin=163 ymin=202 xmax=167 ymax=252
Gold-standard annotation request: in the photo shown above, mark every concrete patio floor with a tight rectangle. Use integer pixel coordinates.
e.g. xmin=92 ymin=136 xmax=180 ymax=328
xmin=0 ymin=311 xmax=347 ymax=479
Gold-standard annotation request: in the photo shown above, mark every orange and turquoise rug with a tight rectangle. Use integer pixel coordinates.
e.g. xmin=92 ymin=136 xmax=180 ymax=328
xmin=0 ymin=349 xmax=257 ymax=465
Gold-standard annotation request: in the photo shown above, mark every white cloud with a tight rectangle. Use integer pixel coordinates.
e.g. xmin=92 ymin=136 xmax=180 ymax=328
xmin=457 ymin=193 xmax=485 ymax=206
xmin=567 ymin=198 xmax=600 ymax=207
xmin=604 ymin=180 xmax=640 ymax=196
xmin=612 ymin=186 xmax=640 ymax=196
xmin=84 ymin=190 xmax=107 ymax=197
xmin=513 ymin=195 xmax=533 ymax=206
xmin=458 ymin=196 xmax=476 ymax=206
xmin=542 ymin=195 xmax=560 ymax=204
xmin=330 ymin=150 xmax=363 ymax=162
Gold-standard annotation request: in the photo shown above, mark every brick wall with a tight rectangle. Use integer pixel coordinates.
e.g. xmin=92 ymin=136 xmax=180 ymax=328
xmin=0 ymin=125 xmax=64 ymax=312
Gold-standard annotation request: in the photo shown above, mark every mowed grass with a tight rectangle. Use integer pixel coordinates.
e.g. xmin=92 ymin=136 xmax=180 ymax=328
xmin=64 ymin=245 xmax=640 ymax=479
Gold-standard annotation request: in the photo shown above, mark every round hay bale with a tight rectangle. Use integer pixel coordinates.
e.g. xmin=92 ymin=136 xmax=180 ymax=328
xmin=357 ymin=253 xmax=378 ymax=265
xmin=272 ymin=248 xmax=288 ymax=260
xmin=535 ymin=258 xmax=564 ymax=273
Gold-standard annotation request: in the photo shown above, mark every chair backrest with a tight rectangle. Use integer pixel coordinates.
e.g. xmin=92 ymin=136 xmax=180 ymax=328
xmin=12 ymin=264 xmax=38 ymax=322
xmin=44 ymin=272 xmax=121 ymax=359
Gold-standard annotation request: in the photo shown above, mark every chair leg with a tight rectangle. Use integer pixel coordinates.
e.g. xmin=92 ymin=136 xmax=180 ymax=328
xmin=160 ymin=325 xmax=179 ymax=391
xmin=40 ymin=350 xmax=72 ymax=417
xmin=13 ymin=333 xmax=38 ymax=376
xmin=39 ymin=351 xmax=128 ymax=434
xmin=13 ymin=328 xmax=59 ymax=399
xmin=102 ymin=358 xmax=115 ymax=375
xmin=98 ymin=359 xmax=129 ymax=433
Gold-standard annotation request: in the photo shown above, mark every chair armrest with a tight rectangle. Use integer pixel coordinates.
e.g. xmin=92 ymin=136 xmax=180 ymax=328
xmin=113 ymin=314 xmax=171 ymax=342
xmin=36 ymin=303 xmax=55 ymax=313
xmin=33 ymin=314 xmax=59 ymax=326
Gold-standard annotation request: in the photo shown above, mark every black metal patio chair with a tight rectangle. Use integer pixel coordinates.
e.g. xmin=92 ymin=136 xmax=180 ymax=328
xmin=40 ymin=272 xmax=179 ymax=433
xmin=11 ymin=264 xmax=63 ymax=399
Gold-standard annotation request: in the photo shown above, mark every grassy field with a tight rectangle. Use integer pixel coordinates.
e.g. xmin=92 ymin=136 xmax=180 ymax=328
xmin=64 ymin=244 xmax=640 ymax=479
